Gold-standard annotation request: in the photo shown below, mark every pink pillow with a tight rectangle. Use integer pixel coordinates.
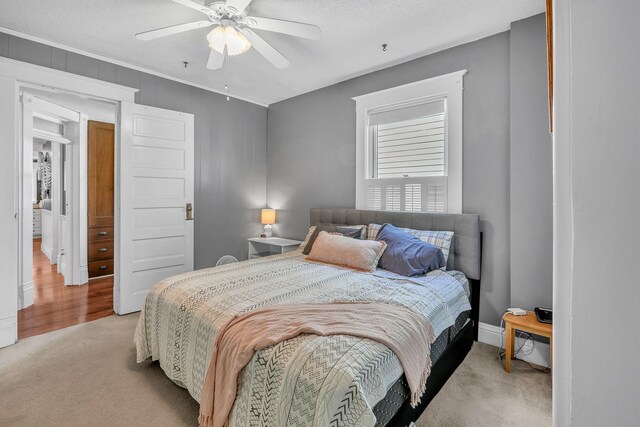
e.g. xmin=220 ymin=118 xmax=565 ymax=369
xmin=305 ymin=231 xmax=387 ymax=272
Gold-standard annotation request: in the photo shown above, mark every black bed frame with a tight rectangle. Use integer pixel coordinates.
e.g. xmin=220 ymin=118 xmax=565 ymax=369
xmin=309 ymin=209 xmax=483 ymax=426
xmin=384 ymin=235 xmax=482 ymax=426
xmin=385 ymin=281 xmax=480 ymax=426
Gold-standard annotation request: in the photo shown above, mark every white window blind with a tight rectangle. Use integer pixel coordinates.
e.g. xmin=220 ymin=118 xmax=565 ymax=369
xmin=404 ymin=183 xmax=422 ymax=212
xmin=385 ymin=184 xmax=401 ymax=211
xmin=364 ymin=180 xmax=447 ymax=213
xmin=366 ymin=185 xmax=382 ymax=210
xmin=373 ymin=113 xmax=445 ymax=179
xmin=426 ymin=183 xmax=447 ymax=212
xmin=364 ymin=98 xmax=448 ymax=213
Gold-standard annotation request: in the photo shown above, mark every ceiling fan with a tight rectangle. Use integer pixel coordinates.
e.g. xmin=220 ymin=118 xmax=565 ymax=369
xmin=135 ymin=0 xmax=321 ymax=70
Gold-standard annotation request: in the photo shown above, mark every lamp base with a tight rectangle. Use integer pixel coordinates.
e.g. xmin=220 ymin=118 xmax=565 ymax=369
xmin=263 ymin=224 xmax=273 ymax=238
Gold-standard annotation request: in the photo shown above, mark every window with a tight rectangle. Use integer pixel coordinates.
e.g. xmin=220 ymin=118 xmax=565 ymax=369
xmin=353 ymin=70 xmax=465 ymax=213
xmin=370 ymin=101 xmax=445 ymax=179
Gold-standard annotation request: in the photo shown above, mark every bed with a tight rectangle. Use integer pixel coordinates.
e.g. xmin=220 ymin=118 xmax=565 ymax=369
xmin=135 ymin=208 xmax=482 ymax=426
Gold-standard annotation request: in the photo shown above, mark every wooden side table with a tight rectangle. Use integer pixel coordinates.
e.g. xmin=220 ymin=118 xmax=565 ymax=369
xmin=503 ymin=311 xmax=552 ymax=373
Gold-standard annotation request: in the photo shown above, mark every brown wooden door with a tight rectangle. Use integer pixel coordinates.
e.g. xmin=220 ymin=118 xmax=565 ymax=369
xmin=88 ymin=121 xmax=114 ymax=228
xmin=88 ymin=121 xmax=114 ymax=278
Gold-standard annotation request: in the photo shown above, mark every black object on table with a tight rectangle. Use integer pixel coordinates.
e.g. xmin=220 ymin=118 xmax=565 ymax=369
xmin=534 ymin=307 xmax=553 ymax=324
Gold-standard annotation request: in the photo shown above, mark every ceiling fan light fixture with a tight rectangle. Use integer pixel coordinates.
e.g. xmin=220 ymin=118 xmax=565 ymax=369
xmin=207 ymin=26 xmax=251 ymax=56
xmin=224 ymin=26 xmax=251 ymax=56
xmin=207 ymin=26 xmax=226 ymax=53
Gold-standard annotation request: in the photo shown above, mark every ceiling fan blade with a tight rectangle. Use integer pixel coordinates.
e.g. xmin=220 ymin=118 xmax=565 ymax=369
xmin=245 ymin=29 xmax=290 ymax=69
xmin=171 ymin=0 xmax=215 ymax=15
xmin=243 ymin=16 xmax=320 ymax=40
xmin=225 ymin=0 xmax=253 ymax=15
xmin=207 ymin=48 xmax=226 ymax=70
xmin=136 ymin=21 xmax=213 ymax=40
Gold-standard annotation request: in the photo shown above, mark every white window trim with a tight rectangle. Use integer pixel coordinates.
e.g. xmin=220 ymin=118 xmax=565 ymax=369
xmin=353 ymin=69 xmax=466 ymax=213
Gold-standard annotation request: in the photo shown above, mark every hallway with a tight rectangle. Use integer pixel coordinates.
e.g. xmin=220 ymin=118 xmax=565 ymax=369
xmin=18 ymin=238 xmax=114 ymax=339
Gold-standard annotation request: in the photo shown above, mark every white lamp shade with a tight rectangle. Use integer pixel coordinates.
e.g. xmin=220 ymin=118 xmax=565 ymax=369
xmin=207 ymin=26 xmax=251 ymax=56
xmin=261 ymin=209 xmax=276 ymax=225
xmin=207 ymin=26 xmax=225 ymax=54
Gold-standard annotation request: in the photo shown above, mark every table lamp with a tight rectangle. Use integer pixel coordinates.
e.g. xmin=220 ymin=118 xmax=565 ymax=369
xmin=261 ymin=209 xmax=276 ymax=237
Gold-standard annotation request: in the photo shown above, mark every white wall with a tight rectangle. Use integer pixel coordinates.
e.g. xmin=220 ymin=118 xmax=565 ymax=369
xmin=554 ymin=0 xmax=640 ymax=424
xmin=0 ymin=76 xmax=18 ymax=347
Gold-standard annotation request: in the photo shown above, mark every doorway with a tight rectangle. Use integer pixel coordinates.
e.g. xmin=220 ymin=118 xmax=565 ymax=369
xmin=0 ymin=56 xmax=195 ymax=349
xmin=18 ymin=89 xmax=117 ymax=339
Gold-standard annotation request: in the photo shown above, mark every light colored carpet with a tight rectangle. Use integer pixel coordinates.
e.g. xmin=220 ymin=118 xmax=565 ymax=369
xmin=0 ymin=314 xmax=551 ymax=427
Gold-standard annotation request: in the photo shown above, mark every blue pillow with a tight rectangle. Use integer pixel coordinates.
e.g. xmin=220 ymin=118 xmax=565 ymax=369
xmin=375 ymin=223 xmax=446 ymax=277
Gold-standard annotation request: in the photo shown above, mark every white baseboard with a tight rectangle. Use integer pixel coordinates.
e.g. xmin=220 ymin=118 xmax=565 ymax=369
xmin=478 ymin=322 xmax=550 ymax=368
xmin=41 ymin=243 xmax=54 ymax=264
xmin=0 ymin=315 xmax=17 ymax=348
xmin=80 ymin=266 xmax=88 ymax=284
xmin=65 ymin=266 xmax=89 ymax=286
xmin=57 ymin=253 xmax=64 ymax=275
xmin=18 ymin=281 xmax=34 ymax=310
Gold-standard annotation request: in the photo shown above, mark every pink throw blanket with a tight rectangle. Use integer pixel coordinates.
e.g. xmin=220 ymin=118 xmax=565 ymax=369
xmin=198 ymin=302 xmax=436 ymax=427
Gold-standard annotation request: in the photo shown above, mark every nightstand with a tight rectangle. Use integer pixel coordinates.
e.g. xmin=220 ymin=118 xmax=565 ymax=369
xmin=503 ymin=311 xmax=552 ymax=373
xmin=248 ymin=237 xmax=302 ymax=259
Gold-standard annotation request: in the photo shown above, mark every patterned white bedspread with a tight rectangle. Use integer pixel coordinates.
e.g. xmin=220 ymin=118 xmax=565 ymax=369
xmin=135 ymin=250 xmax=470 ymax=427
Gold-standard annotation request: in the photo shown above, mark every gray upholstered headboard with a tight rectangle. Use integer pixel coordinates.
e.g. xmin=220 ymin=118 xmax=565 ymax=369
xmin=310 ymin=208 xmax=482 ymax=280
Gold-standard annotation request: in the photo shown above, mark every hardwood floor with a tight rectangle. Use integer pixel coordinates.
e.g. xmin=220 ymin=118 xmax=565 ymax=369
xmin=18 ymin=238 xmax=114 ymax=339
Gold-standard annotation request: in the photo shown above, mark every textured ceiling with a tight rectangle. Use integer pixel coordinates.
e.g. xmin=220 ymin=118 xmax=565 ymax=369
xmin=0 ymin=0 xmax=544 ymax=105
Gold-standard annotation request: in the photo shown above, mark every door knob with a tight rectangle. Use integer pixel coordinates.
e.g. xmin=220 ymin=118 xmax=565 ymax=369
xmin=186 ymin=203 xmax=193 ymax=220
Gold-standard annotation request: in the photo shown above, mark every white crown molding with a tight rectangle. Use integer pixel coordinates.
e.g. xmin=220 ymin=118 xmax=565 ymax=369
xmin=478 ymin=322 xmax=551 ymax=368
xmin=1 ymin=56 xmax=136 ymax=103
xmin=3 ymin=21 xmax=516 ymax=107
xmin=0 ymin=26 xmax=269 ymax=108
xmin=294 ymin=24 xmax=511 ymax=105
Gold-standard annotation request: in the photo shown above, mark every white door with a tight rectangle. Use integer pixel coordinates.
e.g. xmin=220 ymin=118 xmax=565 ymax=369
xmin=116 ymin=103 xmax=194 ymax=314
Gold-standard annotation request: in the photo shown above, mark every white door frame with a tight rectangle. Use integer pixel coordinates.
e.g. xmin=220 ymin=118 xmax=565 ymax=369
xmin=20 ymin=94 xmax=83 ymax=309
xmin=0 ymin=56 xmax=137 ymax=348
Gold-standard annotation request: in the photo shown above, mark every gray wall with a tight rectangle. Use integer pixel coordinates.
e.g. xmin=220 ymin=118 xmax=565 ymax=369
xmin=0 ymin=32 xmax=267 ymax=268
xmin=267 ymin=15 xmax=551 ymax=327
xmin=554 ymin=1 xmax=640 ymax=424
xmin=509 ymin=14 xmax=553 ymax=310
xmin=1 ymin=15 xmax=552 ymax=327
xmin=268 ymin=32 xmax=512 ymax=326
